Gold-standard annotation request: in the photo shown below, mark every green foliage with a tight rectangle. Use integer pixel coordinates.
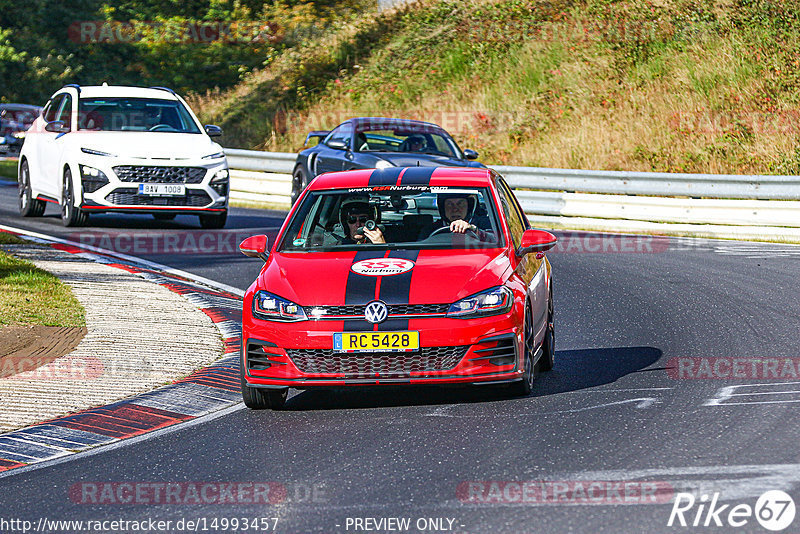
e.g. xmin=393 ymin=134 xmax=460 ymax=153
xmin=0 ymin=0 xmax=373 ymax=105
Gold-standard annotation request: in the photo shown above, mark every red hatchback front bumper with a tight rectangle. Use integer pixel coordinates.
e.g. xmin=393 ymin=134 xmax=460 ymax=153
xmin=241 ymin=305 xmax=525 ymax=388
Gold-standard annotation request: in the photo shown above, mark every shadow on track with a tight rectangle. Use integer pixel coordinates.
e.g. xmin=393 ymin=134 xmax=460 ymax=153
xmin=280 ymin=346 xmax=663 ymax=411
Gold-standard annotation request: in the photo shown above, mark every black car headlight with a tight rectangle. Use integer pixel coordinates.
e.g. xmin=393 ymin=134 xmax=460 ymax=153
xmin=253 ymin=291 xmax=307 ymax=322
xmin=210 ymin=168 xmax=229 ymax=196
xmin=79 ymin=165 xmax=109 ymax=193
xmin=447 ymin=286 xmax=513 ymax=318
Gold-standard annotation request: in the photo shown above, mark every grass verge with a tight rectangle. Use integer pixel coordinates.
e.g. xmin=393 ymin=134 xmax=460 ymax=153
xmin=0 ymin=160 xmax=17 ymax=180
xmin=0 ymin=244 xmax=86 ymax=327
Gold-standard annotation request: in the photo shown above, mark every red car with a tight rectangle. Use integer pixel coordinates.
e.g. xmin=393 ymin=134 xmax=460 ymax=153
xmin=239 ymin=167 xmax=556 ymax=409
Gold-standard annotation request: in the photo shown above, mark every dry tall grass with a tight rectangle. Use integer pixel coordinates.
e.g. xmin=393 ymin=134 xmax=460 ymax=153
xmin=192 ymin=0 xmax=800 ymax=174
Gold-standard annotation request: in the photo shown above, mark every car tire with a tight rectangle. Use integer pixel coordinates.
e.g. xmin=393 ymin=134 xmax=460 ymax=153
xmin=539 ymin=283 xmax=555 ymax=372
xmin=199 ymin=210 xmax=227 ymax=229
xmin=509 ymin=303 xmax=537 ymax=397
xmin=18 ymin=160 xmax=45 ymax=217
xmin=61 ymin=168 xmax=88 ymax=227
xmin=291 ymin=165 xmax=309 ymax=206
xmin=153 ymin=213 xmax=176 ymax=221
xmin=240 ymin=354 xmax=288 ymax=410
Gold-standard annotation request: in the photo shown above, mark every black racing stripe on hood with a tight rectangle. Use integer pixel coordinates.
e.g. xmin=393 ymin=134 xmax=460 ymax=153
xmin=368 ymin=167 xmax=404 ymax=186
xmin=399 ymin=166 xmax=435 ymax=185
xmin=343 ymin=250 xmax=385 ymax=331
xmin=377 ymin=250 xmax=420 ymax=331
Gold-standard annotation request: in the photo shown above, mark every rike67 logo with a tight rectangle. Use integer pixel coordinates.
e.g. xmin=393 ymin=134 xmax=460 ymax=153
xmin=668 ymin=490 xmax=796 ymax=531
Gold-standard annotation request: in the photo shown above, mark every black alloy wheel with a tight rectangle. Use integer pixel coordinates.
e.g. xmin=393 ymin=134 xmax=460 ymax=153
xmin=61 ymin=168 xmax=88 ymax=227
xmin=18 ymin=159 xmax=45 ymax=217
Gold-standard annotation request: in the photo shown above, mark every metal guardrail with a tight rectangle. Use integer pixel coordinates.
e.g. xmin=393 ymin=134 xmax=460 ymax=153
xmin=224 ymin=148 xmax=800 ymax=240
xmin=493 ymin=166 xmax=800 ymax=201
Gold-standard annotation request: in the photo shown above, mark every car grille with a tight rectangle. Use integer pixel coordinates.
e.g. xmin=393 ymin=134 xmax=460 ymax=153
xmin=307 ymin=303 xmax=449 ymax=318
xmin=286 ymin=345 xmax=468 ymax=376
xmin=113 ymin=166 xmax=206 ymax=184
xmin=105 ymin=188 xmax=212 ymax=207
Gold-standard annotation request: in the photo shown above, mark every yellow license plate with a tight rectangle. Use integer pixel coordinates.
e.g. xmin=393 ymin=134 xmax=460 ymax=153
xmin=333 ymin=331 xmax=419 ymax=352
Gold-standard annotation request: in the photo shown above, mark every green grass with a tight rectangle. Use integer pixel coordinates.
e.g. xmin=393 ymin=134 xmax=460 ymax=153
xmin=193 ymin=0 xmax=800 ymax=175
xmin=0 ymin=248 xmax=86 ymax=327
xmin=0 ymin=234 xmax=27 ymax=245
xmin=0 ymin=160 xmax=17 ymax=180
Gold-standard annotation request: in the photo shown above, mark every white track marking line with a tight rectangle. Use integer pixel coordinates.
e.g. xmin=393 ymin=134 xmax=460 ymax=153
xmin=0 ymin=224 xmax=247 ymax=478
xmin=705 ymin=382 xmax=800 ymax=406
xmin=0 ymin=223 xmax=244 ymax=297
xmin=0 ymin=403 xmax=244 ymax=479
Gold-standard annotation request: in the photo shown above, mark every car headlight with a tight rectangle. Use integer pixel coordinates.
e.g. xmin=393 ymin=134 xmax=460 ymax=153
xmin=210 ymin=168 xmax=229 ymax=196
xmin=447 ymin=286 xmax=513 ymax=318
xmin=81 ymin=147 xmax=116 ymax=157
xmin=253 ymin=291 xmax=307 ymax=322
xmin=203 ymin=151 xmax=225 ymax=160
xmin=79 ymin=165 xmax=110 ymax=193
xmin=211 ymin=168 xmax=229 ymax=182
xmin=12 ymin=132 xmax=25 ymax=139
xmin=375 ymin=160 xmax=394 ymax=170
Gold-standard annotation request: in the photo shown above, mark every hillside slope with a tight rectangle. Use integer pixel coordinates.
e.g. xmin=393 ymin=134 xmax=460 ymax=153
xmin=193 ymin=0 xmax=800 ymax=175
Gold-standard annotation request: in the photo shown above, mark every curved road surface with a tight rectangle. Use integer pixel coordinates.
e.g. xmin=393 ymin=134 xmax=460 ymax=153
xmin=1 ymin=179 xmax=800 ymax=533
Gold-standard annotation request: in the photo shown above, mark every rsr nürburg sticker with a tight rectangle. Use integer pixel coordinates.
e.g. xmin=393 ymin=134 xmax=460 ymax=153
xmin=351 ymin=258 xmax=415 ymax=277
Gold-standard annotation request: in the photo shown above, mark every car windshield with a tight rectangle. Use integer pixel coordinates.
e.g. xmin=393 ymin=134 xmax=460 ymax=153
xmin=77 ymin=97 xmax=201 ymax=133
xmin=279 ymin=186 xmax=503 ymax=252
xmin=354 ymin=125 xmax=460 ymax=158
xmin=0 ymin=108 xmax=39 ymax=131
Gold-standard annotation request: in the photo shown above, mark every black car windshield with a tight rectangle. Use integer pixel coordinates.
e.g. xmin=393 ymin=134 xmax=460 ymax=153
xmin=0 ymin=107 xmax=39 ymax=132
xmin=77 ymin=97 xmax=201 ymax=133
xmin=354 ymin=124 xmax=460 ymax=158
xmin=279 ymin=186 xmax=504 ymax=252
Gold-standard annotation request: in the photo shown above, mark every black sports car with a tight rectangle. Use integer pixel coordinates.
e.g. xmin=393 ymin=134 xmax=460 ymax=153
xmin=0 ymin=104 xmax=41 ymax=156
xmin=291 ymin=117 xmax=484 ymax=204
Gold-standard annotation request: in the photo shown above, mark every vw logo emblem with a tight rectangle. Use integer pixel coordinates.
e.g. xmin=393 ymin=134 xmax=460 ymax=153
xmin=364 ymin=301 xmax=388 ymax=324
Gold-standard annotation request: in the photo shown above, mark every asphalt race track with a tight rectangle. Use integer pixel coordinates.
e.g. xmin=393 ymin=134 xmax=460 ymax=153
xmin=1 ymin=178 xmax=800 ymax=533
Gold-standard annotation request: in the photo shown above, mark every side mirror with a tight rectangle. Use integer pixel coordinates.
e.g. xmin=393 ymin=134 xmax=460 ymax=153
xmin=463 ymin=149 xmax=479 ymax=160
xmin=45 ymin=121 xmax=69 ymax=134
xmin=326 ymin=139 xmax=348 ymax=151
xmin=204 ymin=124 xmax=223 ymax=137
xmin=304 ymin=131 xmax=329 ymax=148
xmin=240 ymin=235 xmax=269 ymax=262
xmin=517 ymin=229 xmax=557 ymax=257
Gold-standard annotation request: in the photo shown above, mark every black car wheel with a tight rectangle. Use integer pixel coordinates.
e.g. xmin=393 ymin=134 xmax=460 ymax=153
xmin=510 ymin=303 xmax=537 ymax=396
xmin=199 ymin=210 xmax=227 ymax=229
xmin=291 ymin=166 xmax=309 ymax=206
xmin=18 ymin=159 xmax=45 ymax=217
xmin=539 ymin=283 xmax=555 ymax=372
xmin=61 ymin=168 xmax=88 ymax=227
xmin=240 ymin=352 xmax=288 ymax=410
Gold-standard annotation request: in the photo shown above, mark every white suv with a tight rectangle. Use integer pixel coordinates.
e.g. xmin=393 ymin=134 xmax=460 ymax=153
xmin=18 ymin=84 xmax=229 ymax=228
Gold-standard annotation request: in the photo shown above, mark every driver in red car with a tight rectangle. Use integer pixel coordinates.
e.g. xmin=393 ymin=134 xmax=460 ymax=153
xmin=340 ymin=197 xmax=385 ymax=244
xmin=419 ymin=192 xmax=491 ymax=239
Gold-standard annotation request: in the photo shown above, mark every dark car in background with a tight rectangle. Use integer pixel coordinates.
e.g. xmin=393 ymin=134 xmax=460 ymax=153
xmin=0 ymin=104 xmax=41 ymax=156
xmin=291 ymin=117 xmax=485 ymax=204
